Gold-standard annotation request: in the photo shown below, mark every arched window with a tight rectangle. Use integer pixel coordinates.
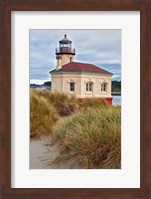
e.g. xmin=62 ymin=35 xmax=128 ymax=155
xmin=86 ymin=82 xmax=93 ymax=92
xmin=101 ymin=82 xmax=107 ymax=92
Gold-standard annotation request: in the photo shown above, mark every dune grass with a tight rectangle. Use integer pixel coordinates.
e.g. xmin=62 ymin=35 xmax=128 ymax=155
xmin=30 ymin=89 xmax=121 ymax=169
xmin=53 ymin=106 xmax=121 ymax=169
xmin=30 ymin=90 xmax=59 ymax=138
xmin=33 ymin=90 xmax=79 ymax=116
xmin=79 ymin=98 xmax=108 ymax=109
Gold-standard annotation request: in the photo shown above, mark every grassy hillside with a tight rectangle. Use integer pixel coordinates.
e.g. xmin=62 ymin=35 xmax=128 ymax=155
xmin=30 ymin=89 xmax=121 ymax=169
xmin=53 ymin=106 xmax=121 ymax=169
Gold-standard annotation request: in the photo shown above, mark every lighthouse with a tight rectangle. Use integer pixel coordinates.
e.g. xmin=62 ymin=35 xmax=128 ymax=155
xmin=50 ymin=35 xmax=113 ymax=105
xmin=55 ymin=34 xmax=76 ymax=70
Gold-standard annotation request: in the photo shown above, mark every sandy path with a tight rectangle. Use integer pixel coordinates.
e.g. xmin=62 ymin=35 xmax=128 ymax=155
xmin=30 ymin=136 xmax=80 ymax=169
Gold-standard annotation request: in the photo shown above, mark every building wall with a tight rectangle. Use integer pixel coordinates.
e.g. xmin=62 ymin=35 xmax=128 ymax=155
xmin=51 ymin=72 xmax=112 ymax=99
xmin=51 ymin=74 xmax=63 ymax=92
xmin=62 ymin=73 xmax=82 ymax=97
xmin=80 ymin=73 xmax=112 ymax=98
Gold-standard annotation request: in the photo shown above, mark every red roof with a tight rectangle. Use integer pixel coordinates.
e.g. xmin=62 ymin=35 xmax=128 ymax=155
xmin=51 ymin=62 xmax=112 ymax=75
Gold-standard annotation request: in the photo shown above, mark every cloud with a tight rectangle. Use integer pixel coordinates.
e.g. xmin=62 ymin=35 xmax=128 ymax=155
xmin=30 ymin=29 xmax=121 ymax=83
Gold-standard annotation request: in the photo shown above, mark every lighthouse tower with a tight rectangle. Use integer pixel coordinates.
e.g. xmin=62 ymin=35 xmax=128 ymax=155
xmin=55 ymin=34 xmax=76 ymax=70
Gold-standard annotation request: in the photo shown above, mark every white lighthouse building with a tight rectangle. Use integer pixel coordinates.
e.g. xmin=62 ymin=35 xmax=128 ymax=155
xmin=55 ymin=34 xmax=75 ymax=69
xmin=50 ymin=35 xmax=113 ymax=104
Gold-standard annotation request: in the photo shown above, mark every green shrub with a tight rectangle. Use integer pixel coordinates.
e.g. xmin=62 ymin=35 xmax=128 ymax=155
xmin=30 ymin=90 xmax=58 ymax=138
xmin=53 ymin=106 xmax=121 ymax=169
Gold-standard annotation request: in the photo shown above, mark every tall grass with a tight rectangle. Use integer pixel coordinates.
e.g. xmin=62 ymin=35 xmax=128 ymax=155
xmin=53 ymin=106 xmax=121 ymax=169
xmin=33 ymin=90 xmax=79 ymax=116
xmin=79 ymin=98 xmax=108 ymax=109
xmin=30 ymin=90 xmax=58 ymax=138
xmin=30 ymin=89 xmax=121 ymax=169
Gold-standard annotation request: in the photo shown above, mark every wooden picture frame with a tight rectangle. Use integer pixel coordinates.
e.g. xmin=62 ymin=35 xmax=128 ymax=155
xmin=0 ymin=0 xmax=151 ymax=198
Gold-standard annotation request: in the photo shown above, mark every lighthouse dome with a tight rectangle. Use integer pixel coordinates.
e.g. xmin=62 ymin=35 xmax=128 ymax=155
xmin=59 ymin=34 xmax=72 ymax=44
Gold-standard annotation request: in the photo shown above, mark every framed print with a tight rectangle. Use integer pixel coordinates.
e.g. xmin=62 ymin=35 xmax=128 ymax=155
xmin=12 ymin=12 xmax=139 ymax=188
xmin=0 ymin=0 xmax=151 ymax=199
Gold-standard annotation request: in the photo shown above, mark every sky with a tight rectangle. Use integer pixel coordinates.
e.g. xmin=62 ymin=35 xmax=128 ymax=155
xmin=30 ymin=29 xmax=121 ymax=85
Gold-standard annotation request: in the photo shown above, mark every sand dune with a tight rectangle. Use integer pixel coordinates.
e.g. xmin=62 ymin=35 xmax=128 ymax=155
xmin=30 ymin=136 xmax=81 ymax=169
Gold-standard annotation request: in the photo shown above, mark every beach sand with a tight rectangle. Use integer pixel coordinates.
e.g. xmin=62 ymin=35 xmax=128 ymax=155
xmin=30 ymin=136 xmax=81 ymax=169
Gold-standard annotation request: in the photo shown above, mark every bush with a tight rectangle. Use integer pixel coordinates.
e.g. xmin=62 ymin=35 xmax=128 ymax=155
xmin=53 ymin=106 xmax=121 ymax=169
xmin=30 ymin=90 xmax=58 ymax=138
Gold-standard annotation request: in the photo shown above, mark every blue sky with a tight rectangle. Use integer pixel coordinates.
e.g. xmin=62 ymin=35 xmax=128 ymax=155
xmin=30 ymin=30 xmax=121 ymax=84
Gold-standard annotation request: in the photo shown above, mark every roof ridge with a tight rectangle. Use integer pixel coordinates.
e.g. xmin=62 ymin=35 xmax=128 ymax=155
xmin=71 ymin=61 xmax=110 ymax=73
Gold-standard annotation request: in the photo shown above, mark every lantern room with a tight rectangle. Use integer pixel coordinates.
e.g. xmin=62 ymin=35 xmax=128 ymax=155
xmin=55 ymin=35 xmax=76 ymax=69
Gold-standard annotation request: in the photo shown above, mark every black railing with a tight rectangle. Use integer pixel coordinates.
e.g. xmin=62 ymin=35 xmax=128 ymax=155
xmin=55 ymin=47 xmax=75 ymax=54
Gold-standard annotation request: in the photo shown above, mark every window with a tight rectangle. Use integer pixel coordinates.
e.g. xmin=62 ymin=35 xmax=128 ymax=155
xmin=70 ymin=82 xmax=75 ymax=91
xmin=86 ymin=82 xmax=93 ymax=92
xmin=101 ymin=83 xmax=107 ymax=92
